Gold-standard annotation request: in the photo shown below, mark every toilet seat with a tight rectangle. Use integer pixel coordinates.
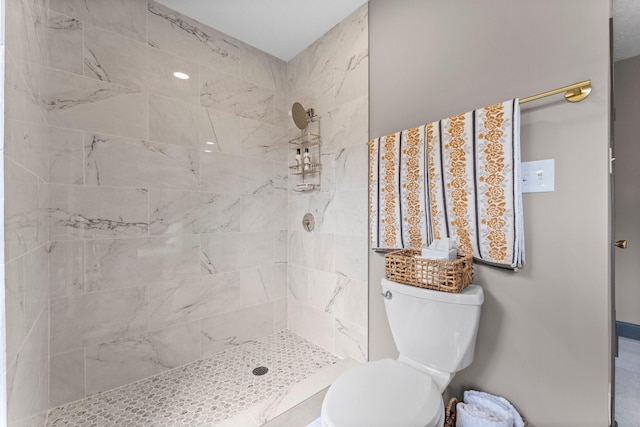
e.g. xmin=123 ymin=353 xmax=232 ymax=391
xmin=321 ymin=359 xmax=444 ymax=427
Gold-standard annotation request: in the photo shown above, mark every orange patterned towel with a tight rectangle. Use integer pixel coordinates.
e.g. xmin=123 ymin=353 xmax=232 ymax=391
xmin=369 ymin=100 xmax=524 ymax=269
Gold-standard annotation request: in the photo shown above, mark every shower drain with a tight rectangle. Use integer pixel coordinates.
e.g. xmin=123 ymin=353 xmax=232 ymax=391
xmin=252 ymin=366 xmax=269 ymax=376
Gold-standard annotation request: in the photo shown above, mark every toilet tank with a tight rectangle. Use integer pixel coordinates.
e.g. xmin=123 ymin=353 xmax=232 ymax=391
xmin=381 ymin=278 xmax=484 ymax=374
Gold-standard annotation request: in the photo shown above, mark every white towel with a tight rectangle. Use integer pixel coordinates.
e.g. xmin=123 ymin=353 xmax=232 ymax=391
xmin=456 ymin=403 xmax=512 ymax=427
xmin=464 ymin=390 xmax=524 ymax=427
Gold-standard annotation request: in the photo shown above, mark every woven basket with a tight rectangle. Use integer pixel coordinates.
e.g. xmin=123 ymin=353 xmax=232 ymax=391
xmin=444 ymin=397 xmax=529 ymax=427
xmin=384 ymin=249 xmax=473 ymax=293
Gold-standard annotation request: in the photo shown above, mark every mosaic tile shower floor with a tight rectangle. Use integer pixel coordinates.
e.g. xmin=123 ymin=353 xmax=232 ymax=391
xmin=46 ymin=331 xmax=338 ymax=426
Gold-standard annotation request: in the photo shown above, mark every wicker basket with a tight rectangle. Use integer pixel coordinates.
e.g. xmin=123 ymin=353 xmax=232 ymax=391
xmin=384 ymin=249 xmax=473 ymax=293
xmin=444 ymin=397 xmax=529 ymax=427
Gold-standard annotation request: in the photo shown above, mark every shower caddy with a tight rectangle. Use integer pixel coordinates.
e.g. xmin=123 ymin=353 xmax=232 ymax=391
xmin=289 ymin=102 xmax=321 ymax=192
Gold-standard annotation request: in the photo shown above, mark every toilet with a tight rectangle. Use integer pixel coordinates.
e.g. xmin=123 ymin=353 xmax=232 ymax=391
xmin=321 ymin=278 xmax=484 ymax=427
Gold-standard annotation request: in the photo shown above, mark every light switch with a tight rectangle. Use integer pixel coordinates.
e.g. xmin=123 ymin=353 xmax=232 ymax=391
xmin=521 ymin=159 xmax=555 ymax=193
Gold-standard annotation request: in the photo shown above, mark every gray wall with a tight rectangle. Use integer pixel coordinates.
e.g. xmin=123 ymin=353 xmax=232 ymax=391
xmin=614 ymin=54 xmax=640 ymax=326
xmin=368 ymin=1 xmax=611 ymax=425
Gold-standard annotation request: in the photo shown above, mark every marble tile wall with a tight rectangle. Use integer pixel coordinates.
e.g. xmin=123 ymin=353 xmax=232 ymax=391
xmin=4 ymin=0 xmax=289 ymax=419
xmin=3 ymin=0 xmax=369 ymax=423
xmin=286 ymin=5 xmax=369 ymax=363
xmin=4 ymin=0 xmax=52 ymax=425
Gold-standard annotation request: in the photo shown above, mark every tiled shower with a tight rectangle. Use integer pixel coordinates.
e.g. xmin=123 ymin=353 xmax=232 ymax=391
xmin=2 ymin=0 xmax=368 ymax=425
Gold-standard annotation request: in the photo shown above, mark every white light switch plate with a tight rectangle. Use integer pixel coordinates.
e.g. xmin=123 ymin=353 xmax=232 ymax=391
xmin=521 ymin=159 xmax=555 ymax=193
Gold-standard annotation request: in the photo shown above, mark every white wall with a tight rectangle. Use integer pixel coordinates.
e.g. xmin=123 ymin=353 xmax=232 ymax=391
xmin=368 ymin=1 xmax=611 ymax=425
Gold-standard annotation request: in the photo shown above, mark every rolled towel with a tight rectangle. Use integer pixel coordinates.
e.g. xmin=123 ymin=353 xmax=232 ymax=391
xmin=464 ymin=390 xmax=524 ymax=427
xmin=456 ymin=403 xmax=512 ymax=427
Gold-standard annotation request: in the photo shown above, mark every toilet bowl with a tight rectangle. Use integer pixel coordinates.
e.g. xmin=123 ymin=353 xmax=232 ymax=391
xmin=321 ymin=278 xmax=484 ymax=427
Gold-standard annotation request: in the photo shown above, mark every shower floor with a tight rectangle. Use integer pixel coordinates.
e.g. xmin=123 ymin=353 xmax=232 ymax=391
xmin=45 ymin=331 xmax=339 ymax=426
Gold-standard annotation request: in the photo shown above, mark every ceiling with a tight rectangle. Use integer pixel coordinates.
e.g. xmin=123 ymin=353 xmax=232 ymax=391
xmin=157 ymin=1 xmax=638 ymax=63
xmin=155 ymin=0 xmax=369 ymax=62
xmin=614 ymin=0 xmax=640 ymax=61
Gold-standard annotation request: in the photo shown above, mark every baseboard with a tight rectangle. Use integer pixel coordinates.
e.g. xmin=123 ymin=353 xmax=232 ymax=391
xmin=616 ymin=321 xmax=640 ymax=340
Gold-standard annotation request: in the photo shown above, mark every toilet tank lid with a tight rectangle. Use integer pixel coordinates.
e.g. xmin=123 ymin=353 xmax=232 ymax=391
xmin=382 ymin=278 xmax=484 ymax=305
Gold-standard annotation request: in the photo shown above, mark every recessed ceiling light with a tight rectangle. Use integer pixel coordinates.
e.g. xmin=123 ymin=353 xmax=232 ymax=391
xmin=173 ymin=71 xmax=190 ymax=80
xmin=204 ymin=149 xmax=213 ymax=153
xmin=206 ymin=141 xmax=216 ymax=145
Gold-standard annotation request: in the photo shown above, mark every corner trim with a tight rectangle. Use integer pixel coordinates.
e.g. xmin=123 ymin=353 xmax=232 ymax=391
xmin=616 ymin=321 xmax=640 ymax=341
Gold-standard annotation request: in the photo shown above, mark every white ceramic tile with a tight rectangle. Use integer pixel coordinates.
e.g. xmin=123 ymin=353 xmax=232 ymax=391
xmin=48 ymin=240 xmax=84 ymax=298
xmin=333 ymin=143 xmax=368 ymax=191
xmin=5 ymin=0 xmax=47 ymax=66
xmin=240 ymin=195 xmax=287 ymax=233
xmin=335 ymin=318 xmax=368 ymax=362
xmin=49 ymin=185 xmax=148 ymax=239
xmin=288 ymin=301 xmax=335 ymax=353
xmin=47 ymin=11 xmax=83 ymax=75
xmin=200 ymin=152 xmax=274 ymax=195
xmin=288 ymin=231 xmax=335 ymax=273
xmin=287 ymin=265 xmax=309 ymax=305
xmin=4 ymin=54 xmax=46 ymax=127
xmin=7 ymin=309 xmax=48 ymax=424
xmin=239 ymin=43 xmax=286 ymax=92
xmin=49 ymin=350 xmax=85 ymax=408
xmin=50 ymin=0 xmax=147 ymax=41
xmin=42 ymin=68 xmax=148 ymax=140
xmin=4 ymin=160 xmax=47 ymax=261
xmin=85 ymin=322 xmax=200 ymax=395
xmin=85 ymin=235 xmax=200 ymax=292
xmin=322 ymin=95 xmax=369 ymax=152
xmin=147 ymin=0 xmax=240 ymax=74
xmin=148 ymin=94 xmax=218 ymax=148
xmin=334 ymin=50 xmax=368 ymax=108
xmin=23 ymin=244 xmax=49 ymax=334
xmin=149 ymin=272 xmax=242 ymax=330
xmin=5 ymin=257 xmax=27 ymax=367
xmin=49 ymin=126 xmax=84 ymax=185
xmin=84 ymin=133 xmax=199 ymax=190
xmin=275 ymin=162 xmax=289 ymax=195
xmin=200 ymin=233 xmax=241 ymax=275
xmin=201 ymin=232 xmax=277 ymax=276
xmin=84 ymin=25 xmax=200 ymax=103
xmin=322 ymin=189 xmax=368 ymax=236
xmin=240 ymin=265 xmax=287 ymax=307
xmin=200 ymin=65 xmax=275 ymax=124
xmin=333 ymin=276 xmax=368 ymax=329
xmin=334 ymin=234 xmax=368 ymax=282
xmin=275 ymin=230 xmax=288 ymax=265
xmin=149 ymin=190 xmax=241 ymax=235
xmin=274 ymin=299 xmax=288 ymax=332
xmin=200 ymin=302 xmax=275 ymax=356
xmin=5 ymin=120 xmax=49 ymax=182
xmin=50 ymin=286 xmax=149 ymax=356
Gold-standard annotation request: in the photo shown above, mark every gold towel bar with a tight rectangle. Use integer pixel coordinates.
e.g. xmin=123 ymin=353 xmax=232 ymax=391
xmin=520 ymin=80 xmax=592 ymax=104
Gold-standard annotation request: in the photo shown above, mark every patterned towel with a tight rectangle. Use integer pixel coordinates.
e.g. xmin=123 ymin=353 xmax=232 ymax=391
xmin=369 ymin=100 xmax=524 ymax=269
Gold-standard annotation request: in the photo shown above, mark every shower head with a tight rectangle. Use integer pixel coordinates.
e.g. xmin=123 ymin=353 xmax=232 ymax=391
xmin=291 ymin=102 xmax=314 ymax=130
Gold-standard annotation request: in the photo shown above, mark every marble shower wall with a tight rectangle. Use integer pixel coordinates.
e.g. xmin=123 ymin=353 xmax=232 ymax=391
xmin=3 ymin=0 xmax=53 ymax=425
xmin=7 ymin=0 xmax=288 ymax=415
xmin=286 ymin=5 xmax=369 ymax=363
